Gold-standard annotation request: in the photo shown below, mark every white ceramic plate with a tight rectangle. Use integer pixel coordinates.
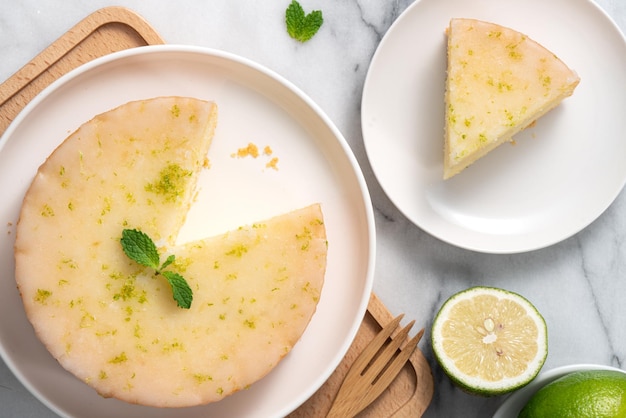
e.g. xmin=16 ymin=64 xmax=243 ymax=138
xmin=0 ymin=46 xmax=375 ymax=418
xmin=362 ymin=0 xmax=626 ymax=253
xmin=493 ymin=364 xmax=626 ymax=417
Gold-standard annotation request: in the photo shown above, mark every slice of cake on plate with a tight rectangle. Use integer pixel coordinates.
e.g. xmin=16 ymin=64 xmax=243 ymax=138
xmin=444 ymin=18 xmax=580 ymax=179
xmin=14 ymin=96 xmax=327 ymax=407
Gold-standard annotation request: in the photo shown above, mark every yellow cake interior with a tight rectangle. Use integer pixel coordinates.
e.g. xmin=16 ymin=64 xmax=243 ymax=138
xmin=444 ymin=18 xmax=580 ymax=179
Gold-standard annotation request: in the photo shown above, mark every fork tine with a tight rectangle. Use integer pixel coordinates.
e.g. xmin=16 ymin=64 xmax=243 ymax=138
xmin=361 ymin=320 xmax=414 ymax=382
xmin=348 ymin=314 xmax=404 ymax=374
xmin=359 ymin=327 xmax=424 ymax=408
xmin=378 ymin=328 xmax=424 ymax=385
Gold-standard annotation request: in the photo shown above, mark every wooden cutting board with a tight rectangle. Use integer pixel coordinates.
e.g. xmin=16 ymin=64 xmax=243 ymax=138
xmin=0 ymin=7 xmax=434 ymax=417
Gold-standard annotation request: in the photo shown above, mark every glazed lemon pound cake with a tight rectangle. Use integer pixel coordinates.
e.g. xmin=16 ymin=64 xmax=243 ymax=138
xmin=443 ymin=18 xmax=580 ymax=179
xmin=14 ymin=96 xmax=328 ymax=407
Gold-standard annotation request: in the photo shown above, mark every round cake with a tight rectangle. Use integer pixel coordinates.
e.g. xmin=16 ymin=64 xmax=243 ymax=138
xmin=14 ymin=96 xmax=327 ymax=407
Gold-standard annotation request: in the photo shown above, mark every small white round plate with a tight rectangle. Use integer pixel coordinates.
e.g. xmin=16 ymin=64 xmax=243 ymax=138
xmin=493 ymin=364 xmax=626 ymax=417
xmin=362 ymin=0 xmax=626 ymax=253
xmin=0 ymin=45 xmax=375 ymax=418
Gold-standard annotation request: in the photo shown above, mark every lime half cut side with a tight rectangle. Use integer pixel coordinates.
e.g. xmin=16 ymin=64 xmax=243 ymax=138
xmin=431 ymin=286 xmax=548 ymax=396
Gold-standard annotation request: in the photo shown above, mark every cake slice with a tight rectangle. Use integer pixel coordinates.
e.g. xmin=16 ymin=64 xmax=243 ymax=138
xmin=17 ymin=96 xmax=219 ymax=245
xmin=14 ymin=97 xmax=328 ymax=407
xmin=443 ymin=18 xmax=580 ymax=179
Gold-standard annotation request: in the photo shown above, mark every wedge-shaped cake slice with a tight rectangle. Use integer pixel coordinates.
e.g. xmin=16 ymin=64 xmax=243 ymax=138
xmin=444 ymin=18 xmax=580 ymax=179
xmin=17 ymin=96 xmax=218 ymax=245
xmin=14 ymin=97 xmax=327 ymax=407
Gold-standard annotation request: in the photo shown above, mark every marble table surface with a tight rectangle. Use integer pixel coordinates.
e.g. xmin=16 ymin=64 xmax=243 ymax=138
xmin=1 ymin=1 xmax=625 ymax=417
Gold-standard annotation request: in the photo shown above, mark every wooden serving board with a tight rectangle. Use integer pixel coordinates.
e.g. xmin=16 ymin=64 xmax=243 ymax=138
xmin=0 ymin=7 xmax=434 ymax=417
xmin=288 ymin=292 xmax=433 ymax=417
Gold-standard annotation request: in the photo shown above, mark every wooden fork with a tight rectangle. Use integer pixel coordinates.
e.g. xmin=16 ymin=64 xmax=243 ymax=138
xmin=326 ymin=314 xmax=424 ymax=418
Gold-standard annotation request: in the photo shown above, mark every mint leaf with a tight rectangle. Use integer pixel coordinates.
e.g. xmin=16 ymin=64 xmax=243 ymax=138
xmin=121 ymin=229 xmax=193 ymax=309
xmin=160 ymin=254 xmax=176 ymax=271
xmin=286 ymin=0 xmax=323 ymax=43
xmin=161 ymin=271 xmax=193 ymax=309
xmin=120 ymin=229 xmax=160 ymax=269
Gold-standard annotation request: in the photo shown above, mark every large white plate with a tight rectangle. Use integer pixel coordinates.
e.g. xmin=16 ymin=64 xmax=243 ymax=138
xmin=0 ymin=46 xmax=375 ymax=418
xmin=362 ymin=0 xmax=626 ymax=253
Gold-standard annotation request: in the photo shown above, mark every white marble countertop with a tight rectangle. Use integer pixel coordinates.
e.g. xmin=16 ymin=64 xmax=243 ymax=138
xmin=1 ymin=1 xmax=625 ymax=417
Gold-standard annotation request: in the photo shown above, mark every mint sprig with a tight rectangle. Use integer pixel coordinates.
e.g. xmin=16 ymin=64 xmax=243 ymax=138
xmin=285 ymin=0 xmax=323 ymax=43
xmin=120 ymin=229 xmax=193 ymax=309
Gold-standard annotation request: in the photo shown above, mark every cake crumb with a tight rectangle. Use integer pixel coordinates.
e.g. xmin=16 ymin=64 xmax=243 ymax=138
xmin=232 ymin=142 xmax=279 ymax=171
xmin=233 ymin=143 xmax=259 ymax=158
xmin=265 ymin=157 xmax=279 ymax=171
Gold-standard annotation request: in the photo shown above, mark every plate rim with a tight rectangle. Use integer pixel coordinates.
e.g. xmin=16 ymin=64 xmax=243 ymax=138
xmin=0 ymin=44 xmax=376 ymax=417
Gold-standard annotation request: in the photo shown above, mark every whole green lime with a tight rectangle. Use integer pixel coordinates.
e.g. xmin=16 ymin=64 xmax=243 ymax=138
xmin=518 ymin=369 xmax=626 ymax=417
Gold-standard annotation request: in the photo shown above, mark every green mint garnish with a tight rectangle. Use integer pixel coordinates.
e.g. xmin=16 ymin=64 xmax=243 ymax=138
xmin=285 ymin=0 xmax=323 ymax=43
xmin=120 ymin=229 xmax=193 ymax=309
xmin=160 ymin=254 xmax=176 ymax=271
xmin=120 ymin=228 xmax=160 ymax=270
xmin=161 ymin=271 xmax=193 ymax=308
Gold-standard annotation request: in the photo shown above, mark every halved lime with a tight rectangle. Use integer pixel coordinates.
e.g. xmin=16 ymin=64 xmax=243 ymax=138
xmin=431 ymin=286 xmax=547 ymax=396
